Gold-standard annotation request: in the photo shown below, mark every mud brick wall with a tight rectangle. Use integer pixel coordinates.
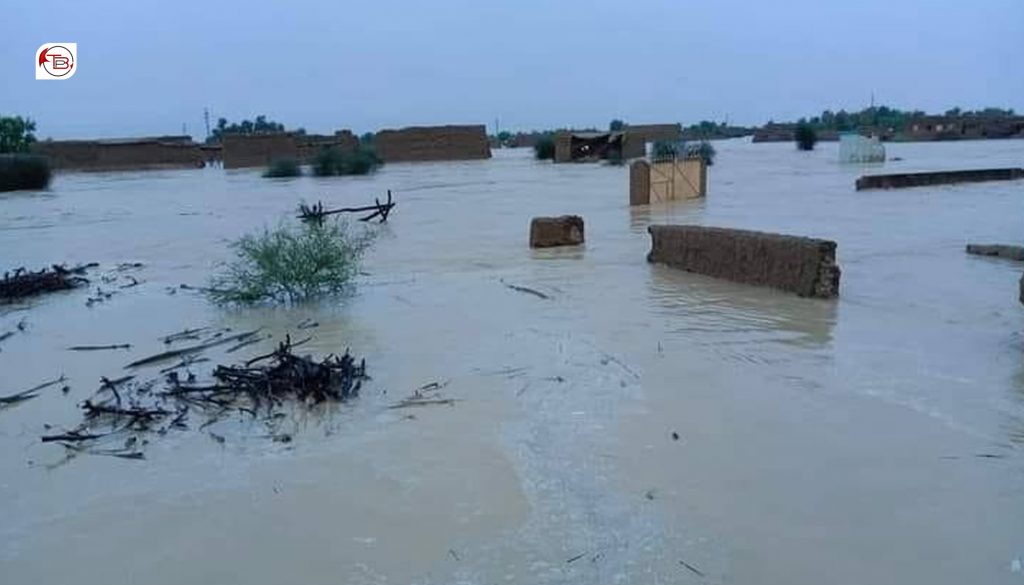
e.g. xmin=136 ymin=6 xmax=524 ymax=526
xmin=630 ymin=161 xmax=651 ymax=205
xmin=296 ymin=131 xmax=358 ymax=164
xmin=373 ymin=125 xmax=491 ymax=162
xmin=855 ymin=168 xmax=1024 ymax=190
xmin=32 ymin=139 xmax=204 ymax=171
xmin=222 ymin=134 xmax=299 ymax=169
xmin=647 ymin=225 xmax=840 ymax=298
xmin=624 ymin=123 xmax=681 ymax=144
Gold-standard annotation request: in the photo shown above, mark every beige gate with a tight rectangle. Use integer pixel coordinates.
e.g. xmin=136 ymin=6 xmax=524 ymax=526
xmin=630 ymin=158 xmax=707 ymax=205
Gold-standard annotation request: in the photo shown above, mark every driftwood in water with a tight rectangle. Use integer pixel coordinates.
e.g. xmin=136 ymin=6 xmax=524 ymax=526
xmin=501 ymin=279 xmax=550 ymax=300
xmin=0 ymin=375 xmax=66 ymax=406
xmin=42 ymin=336 xmax=368 ymax=459
xmin=124 ymin=329 xmax=262 ymax=369
xmin=0 ymin=264 xmax=96 ymax=301
xmin=69 ymin=344 xmax=132 ymax=351
xmin=298 ymin=190 xmax=395 ymax=224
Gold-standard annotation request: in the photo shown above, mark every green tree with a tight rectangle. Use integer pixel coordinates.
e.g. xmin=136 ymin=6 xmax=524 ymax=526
xmin=0 ymin=116 xmax=37 ymax=154
xmin=795 ymin=122 xmax=817 ymax=151
xmin=534 ymin=135 xmax=555 ymax=160
xmin=609 ymin=119 xmax=625 ymax=131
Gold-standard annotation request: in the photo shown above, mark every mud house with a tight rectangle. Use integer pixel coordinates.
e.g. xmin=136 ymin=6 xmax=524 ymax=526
xmin=553 ymin=131 xmax=644 ymax=163
xmin=372 ymin=125 xmax=491 ymax=162
xmin=221 ymin=131 xmax=358 ymax=169
xmin=31 ymin=136 xmax=204 ymax=172
xmin=623 ymin=123 xmax=682 ymax=144
xmin=903 ymin=116 xmax=1024 ymax=141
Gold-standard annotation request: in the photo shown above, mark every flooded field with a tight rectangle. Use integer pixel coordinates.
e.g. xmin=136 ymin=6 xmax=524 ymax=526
xmin=2 ymin=139 xmax=1024 ymax=584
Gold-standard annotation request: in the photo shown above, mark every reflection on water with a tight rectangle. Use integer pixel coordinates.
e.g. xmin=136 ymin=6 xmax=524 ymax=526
xmin=2 ymin=140 xmax=1024 ymax=584
xmin=648 ymin=263 xmax=838 ymax=354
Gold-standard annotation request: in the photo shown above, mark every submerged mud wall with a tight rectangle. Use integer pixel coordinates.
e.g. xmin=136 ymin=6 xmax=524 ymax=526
xmin=296 ymin=131 xmax=358 ymax=164
xmin=222 ymin=134 xmax=298 ymax=169
xmin=32 ymin=138 xmax=204 ymax=172
xmin=647 ymin=225 xmax=840 ymax=298
xmin=373 ymin=125 xmax=491 ymax=162
xmin=624 ymin=123 xmax=682 ymax=144
xmin=856 ymin=168 xmax=1024 ymax=190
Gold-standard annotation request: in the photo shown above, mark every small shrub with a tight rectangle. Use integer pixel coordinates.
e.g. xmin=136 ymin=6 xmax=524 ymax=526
xmin=652 ymin=140 xmax=678 ymax=161
xmin=795 ymin=123 xmax=817 ymax=151
xmin=313 ymin=146 xmax=382 ymax=176
xmin=208 ymin=220 xmax=373 ymax=305
xmin=604 ymin=149 xmax=625 ymax=165
xmin=534 ymin=135 xmax=555 ymax=160
xmin=263 ymin=158 xmax=301 ymax=178
xmin=0 ymin=154 xmax=51 ymax=192
xmin=684 ymin=140 xmax=716 ymax=166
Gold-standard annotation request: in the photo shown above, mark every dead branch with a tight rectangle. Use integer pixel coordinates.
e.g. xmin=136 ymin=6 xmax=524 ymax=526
xmin=0 ymin=375 xmax=67 ymax=405
xmin=125 ymin=328 xmax=262 ymax=369
xmin=69 ymin=344 xmax=132 ymax=351
xmin=298 ymin=190 xmax=395 ymax=224
xmin=501 ymin=279 xmax=550 ymax=300
xmin=1 ymin=263 xmax=95 ymax=302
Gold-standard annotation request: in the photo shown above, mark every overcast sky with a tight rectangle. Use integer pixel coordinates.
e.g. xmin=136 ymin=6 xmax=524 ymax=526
xmin=4 ymin=0 xmax=1023 ymax=139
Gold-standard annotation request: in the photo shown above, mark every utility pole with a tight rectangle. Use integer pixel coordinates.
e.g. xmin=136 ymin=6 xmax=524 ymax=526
xmin=204 ymin=108 xmax=211 ymax=139
xmin=181 ymin=122 xmax=187 ymax=136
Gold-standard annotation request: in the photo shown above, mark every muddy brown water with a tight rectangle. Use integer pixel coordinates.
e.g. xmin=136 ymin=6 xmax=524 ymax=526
xmin=2 ymin=139 xmax=1024 ymax=584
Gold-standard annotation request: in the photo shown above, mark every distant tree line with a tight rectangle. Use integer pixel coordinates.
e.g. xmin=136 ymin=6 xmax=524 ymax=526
xmin=208 ymin=115 xmax=304 ymax=143
xmin=0 ymin=115 xmax=50 ymax=192
xmin=0 ymin=115 xmax=37 ymax=154
xmin=793 ymin=105 xmax=1018 ymax=133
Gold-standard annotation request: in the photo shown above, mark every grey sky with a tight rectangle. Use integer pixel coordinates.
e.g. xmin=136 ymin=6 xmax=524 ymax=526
xmin=5 ymin=0 xmax=1023 ymax=139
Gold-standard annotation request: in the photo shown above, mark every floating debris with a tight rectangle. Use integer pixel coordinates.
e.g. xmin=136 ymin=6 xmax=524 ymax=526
xmin=500 ymin=279 xmax=550 ymax=300
xmin=0 ymin=264 xmax=95 ymax=302
xmin=68 ymin=343 xmax=132 ymax=351
xmin=0 ymin=375 xmax=67 ymax=407
xmin=41 ymin=336 xmax=367 ymax=459
xmin=298 ymin=190 xmax=395 ymax=224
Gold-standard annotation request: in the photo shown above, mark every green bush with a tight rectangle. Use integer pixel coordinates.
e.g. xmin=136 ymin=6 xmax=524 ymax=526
xmin=263 ymin=158 xmax=301 ymax=178
xmin=0 ymin=154 xmax=51 ymax=192
xmin=534 ymin=135 xmax=555 ymax=160
xmin=209 ymin=220 xmax=374 ymax=305
xmin=0 ymin=116 xmax=37 ymax=154
xmin=685 ymin=140 xmax=716 ymax=166
xmin=312 ymin=146 xmax=382 ymax=177
xmin=652 ymin=140 xmax=678 ymax=161
xmin=795 ymin=123 xmax=817 ymax=151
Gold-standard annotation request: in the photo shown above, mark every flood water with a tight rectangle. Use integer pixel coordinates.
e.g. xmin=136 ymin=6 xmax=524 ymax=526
xmin=2 ymin=139 xmax=1024 ymax=584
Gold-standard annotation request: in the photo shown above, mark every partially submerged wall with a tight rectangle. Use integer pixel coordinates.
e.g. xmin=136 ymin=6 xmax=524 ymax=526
xmin=296 ymin=131 xmax=358 ymax=164
xmin=222 ymin=134 xmax=298 ymax=169
xmin=855 ymin=168 xmax=1024 ymax=190
xmin=647 ymin=225 xmax=840 ymax=298
xmin=373 ymin=125 xmax=491 ymax=162
xmin=629 ymin=159 xmax=706 ymax=204
xmin=32 ymin=137 xmax=204 ymax=172
xmin=625 ymin=123 xmax=682 ymax=144
xmin=966 ymin=244 xmax=1024 ymax=261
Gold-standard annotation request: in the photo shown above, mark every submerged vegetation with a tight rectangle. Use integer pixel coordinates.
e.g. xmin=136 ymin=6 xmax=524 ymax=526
xmin=652 ymin=140 xmax=716 ymax=166
xmin=0 ymin=115 xmax=37 ymax=154
xmin=312 ymin=146 xmax=382 ymax=176
xmin=208 ymin=114 xmax=301 ymax=143
xmin=263 ymin=158 xmax=302 ymax=178
xmin=534 ymin=135 xmax=555 ymax=160
xmin=685 ymin=140 xmax=716 ymax=165
xmin=795 ymin=123 xmax=817 ymax=151
xmin=0 ymin=154 xmax=52 ymax=192
xmin=209 ymin=220 xmax=373 ymax=305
